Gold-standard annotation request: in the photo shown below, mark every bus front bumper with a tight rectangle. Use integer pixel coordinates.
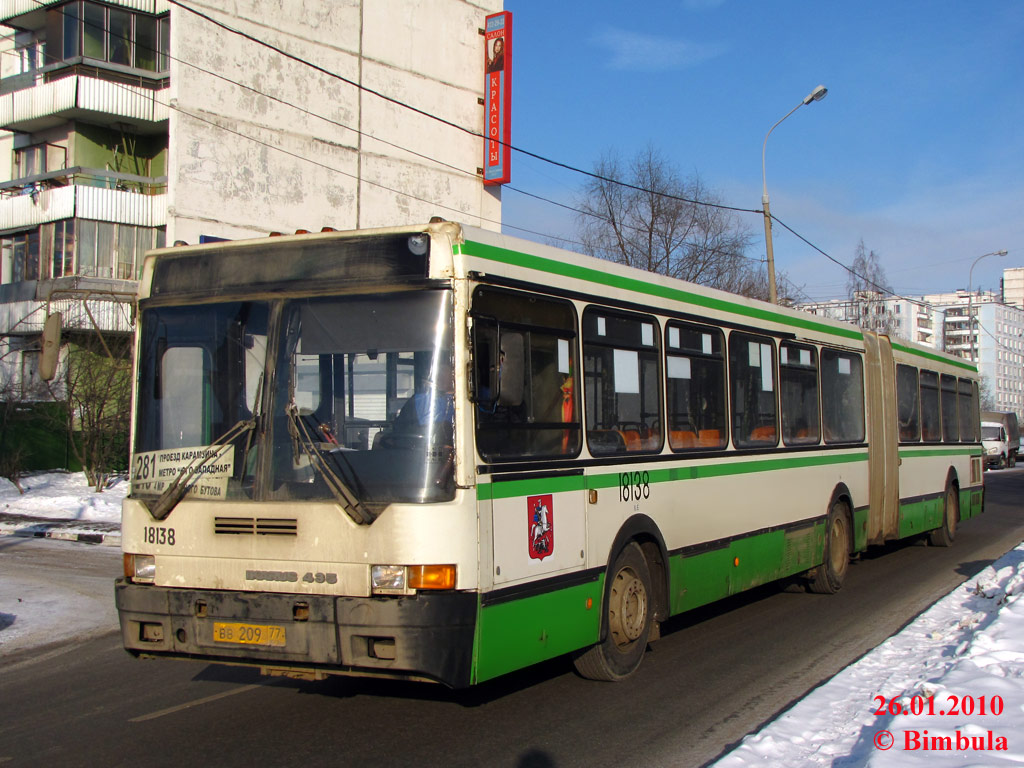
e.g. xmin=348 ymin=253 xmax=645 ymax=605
xmin=114 ymin=579 xmax=477 ymax=688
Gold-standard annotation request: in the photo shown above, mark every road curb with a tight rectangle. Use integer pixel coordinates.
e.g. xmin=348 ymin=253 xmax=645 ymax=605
xmin=0 ymin=519 xmax=120 ymax=547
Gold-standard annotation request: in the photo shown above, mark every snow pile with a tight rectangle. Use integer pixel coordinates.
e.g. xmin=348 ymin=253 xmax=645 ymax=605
xmin=0 ymin=471 xmax=125 ymax=523
xmin=0 ymin=472 xmax=125 ymax=549
xmin=713 ymin=544 xmax=1024 ymax=767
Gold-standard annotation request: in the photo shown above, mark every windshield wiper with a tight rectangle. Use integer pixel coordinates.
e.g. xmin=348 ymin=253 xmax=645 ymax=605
xmin=286 ymin=404 xmax=375 ymax=525
xmin=143 ymin=418 xmax=255 ymax=521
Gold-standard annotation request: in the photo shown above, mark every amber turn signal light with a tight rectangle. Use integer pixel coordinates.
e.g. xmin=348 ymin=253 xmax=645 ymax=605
xmin=408 ymin=564 xmax=456 ymax=590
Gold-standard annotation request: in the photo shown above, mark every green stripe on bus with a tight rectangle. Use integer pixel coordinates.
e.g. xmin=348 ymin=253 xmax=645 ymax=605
xmin=459 ymin=240 xmax=863 ymax=341
xmin=899 ymin=448 xmax=981 ymax=459
xmin=478 ymin=451 xmax=868 ymax=500
xmin=474 ymin=576 xmax=603 ymax=683
xmin=891 ymin=343 xmax=977 ymax=372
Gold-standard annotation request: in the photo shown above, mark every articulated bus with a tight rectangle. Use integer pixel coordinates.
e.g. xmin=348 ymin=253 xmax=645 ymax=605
xmin=116 ymin=220 xmax=984 ymax=686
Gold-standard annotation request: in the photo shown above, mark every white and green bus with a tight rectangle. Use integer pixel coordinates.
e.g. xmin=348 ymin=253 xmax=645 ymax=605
xmin=116 ymin=220 xmax=984 ymax=687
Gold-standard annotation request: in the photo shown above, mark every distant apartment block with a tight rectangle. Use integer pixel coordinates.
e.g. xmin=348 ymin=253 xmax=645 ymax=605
xmin=796 ymin=268 xmax=1024 ymax=420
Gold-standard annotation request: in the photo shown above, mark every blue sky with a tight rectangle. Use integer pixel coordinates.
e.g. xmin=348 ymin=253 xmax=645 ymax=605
xmin=499 ymin=1 xmax=1024 ymax=301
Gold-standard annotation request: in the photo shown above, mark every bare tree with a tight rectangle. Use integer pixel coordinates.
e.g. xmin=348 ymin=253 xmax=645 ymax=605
xmin=574 ymin=146 xmax=797 ymax=301
xmin=44 ymin=331 xmax=132 ymax=491
xmin=845 ymin=239 xmax=897 ymax=334
xmin=979 ymin=376 xmax=996 ymax=412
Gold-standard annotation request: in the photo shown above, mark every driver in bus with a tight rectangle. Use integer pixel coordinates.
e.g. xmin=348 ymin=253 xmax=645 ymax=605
xmin=395 ymin=355 xmax=455 ymax=431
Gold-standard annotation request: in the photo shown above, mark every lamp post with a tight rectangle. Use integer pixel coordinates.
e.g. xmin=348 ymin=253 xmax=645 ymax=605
xmin=761 ymin=84 xmax=828 ymax=304
xmin=967 ymin=249 xmax=1009 ymax=363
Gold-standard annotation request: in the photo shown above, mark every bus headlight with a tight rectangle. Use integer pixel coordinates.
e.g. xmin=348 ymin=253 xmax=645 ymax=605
xmin=124 ymin=553 xmax=156 ymax=584
xmin=371 ymin=564 xmax=456 ymax=594
xmin=371 ymin=564 xmax=406 ymax=593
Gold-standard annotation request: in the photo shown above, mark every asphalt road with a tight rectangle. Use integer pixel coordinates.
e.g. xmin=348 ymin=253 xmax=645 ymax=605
xmin=1 ymin=470 xmax=1023 ymax=768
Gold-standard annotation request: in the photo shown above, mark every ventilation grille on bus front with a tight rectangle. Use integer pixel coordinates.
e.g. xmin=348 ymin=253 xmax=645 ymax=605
xmin=214 ymin=517 xmax=298 ymax=536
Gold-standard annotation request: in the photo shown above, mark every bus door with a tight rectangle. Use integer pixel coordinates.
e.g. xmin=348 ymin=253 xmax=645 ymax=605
xmin=470 ymin=286 xmax=586 ymax=587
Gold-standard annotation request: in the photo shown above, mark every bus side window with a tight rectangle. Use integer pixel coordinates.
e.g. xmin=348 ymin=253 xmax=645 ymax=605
xmin=920 ymin=370 xmax=941 ymax=442
xmin=471 ymin=287 xmax=581 ymax=462
xmin=940 ymin=374 xmax=959 ymax=443
xmin=729 ymin=333 xmax=778 ymax=448
xmin=896 ymin=364 xmax=921 ymax=442
xmin=582 ymin=308 xmax=663 ymax=456
xmin=665 ymin=322 xmax=726 ymax=451
xmin=780 ymin=342 xmax=820 ymax=446
xmin=957 ymin=377 xmax=976 ymax=443
xmin=821 ymin=349 xmax=864 ymax=444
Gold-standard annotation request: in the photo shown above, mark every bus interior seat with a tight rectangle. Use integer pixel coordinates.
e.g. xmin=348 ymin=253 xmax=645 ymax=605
xmin=697 ymin=429 xmax=721 ymax=447
xmin=671 ymin=430 xmax=697 ymax=449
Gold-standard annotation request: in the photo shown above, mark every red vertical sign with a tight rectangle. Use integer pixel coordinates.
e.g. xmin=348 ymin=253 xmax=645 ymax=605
xmin=483 ymin=11 xmax=511 ymax=185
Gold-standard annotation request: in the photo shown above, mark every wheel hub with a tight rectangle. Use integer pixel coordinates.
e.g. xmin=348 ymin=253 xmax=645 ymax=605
xmin=610 ymin=567 xmax=648 ymax=646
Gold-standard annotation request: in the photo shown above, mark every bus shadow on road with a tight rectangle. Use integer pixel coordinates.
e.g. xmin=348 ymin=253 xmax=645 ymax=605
xmin=189 ymin=653 xmax=575 ymax=707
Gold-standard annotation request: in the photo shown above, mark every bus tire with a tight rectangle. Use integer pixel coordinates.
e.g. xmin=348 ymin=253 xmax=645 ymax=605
xmin=808 ymin=501 xmax=851 ymax=595
xmin=929 ymin=481 xmax=958 ymax=547
xmin=573 ymin=542 xmax=652 ymax=681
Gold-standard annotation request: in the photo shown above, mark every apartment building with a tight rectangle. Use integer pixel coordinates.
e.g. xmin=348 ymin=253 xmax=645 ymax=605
xmin=0 ymin=0 xmax=501 ymax=412
xmin=797 ymin=275 xmax=1024 ymax=419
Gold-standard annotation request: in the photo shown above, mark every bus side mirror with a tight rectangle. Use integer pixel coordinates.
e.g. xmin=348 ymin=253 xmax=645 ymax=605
xmin=497 ymin=332 xmax=524 ymax=407
xmin=39 ymin=312 xmax=62 ymax=381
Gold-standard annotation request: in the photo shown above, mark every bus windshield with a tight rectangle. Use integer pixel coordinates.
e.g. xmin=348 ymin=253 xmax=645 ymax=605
xmin=131 ymin=289 xmax=455 ymax=512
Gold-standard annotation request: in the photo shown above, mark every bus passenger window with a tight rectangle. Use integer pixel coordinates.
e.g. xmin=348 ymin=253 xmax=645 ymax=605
xmin=729 ymin=333 xmax=778 ymax=448
xmin=940 ymin=374 xmax=959 ymax=443
xmin=665 ymin=322 xmax=726 ymax=451
xmin=471 ymin=287 xmax=581 ymax=462
xmin=920 ymin=370 xmax=941 ymax=442
xmin=957 ymin=378 xmax=976 ymax=443
xmin=821 ymin=349 xmax=864 ymax=444
xmin=780 ymin=343 xmax=820 ymax=445
xmin=896 ymin=364 xmax=921 ymax=442
xmin=583 ymin=309 xmax=663 ymax=456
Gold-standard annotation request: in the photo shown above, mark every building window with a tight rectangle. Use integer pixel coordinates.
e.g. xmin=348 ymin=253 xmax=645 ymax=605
xmin=46 ymin=2 xmax=169 ymax=73
xmin=2 ymin=220 xmax=162 ymax=284
xmin=13 ymin=143 xmax=67 ymax=180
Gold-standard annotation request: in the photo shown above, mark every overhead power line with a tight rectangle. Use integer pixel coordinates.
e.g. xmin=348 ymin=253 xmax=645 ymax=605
xmin=14 ymin=0 xmax=958 ymax=302
xmin=163 ymin=0 xmax=758 ymax=216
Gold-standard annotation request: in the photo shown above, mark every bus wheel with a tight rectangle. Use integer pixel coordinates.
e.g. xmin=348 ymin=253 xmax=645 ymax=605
xmin=573 ymin=542 xmax=652 ymax=681
xmin=929 ymin=482 xmax=958 ymax=547
xmin=809 ymin=501 xmax=851 ymax=595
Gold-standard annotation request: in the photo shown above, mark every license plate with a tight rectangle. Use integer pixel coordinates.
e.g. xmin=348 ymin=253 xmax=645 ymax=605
xmin=212 ymin=622 xmax=286 ymax=647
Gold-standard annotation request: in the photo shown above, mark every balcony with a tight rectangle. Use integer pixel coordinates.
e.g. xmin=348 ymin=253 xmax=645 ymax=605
xmin=0 ymin=167 xmax=166 ymax=231
xmin=0 ymin=0 xmax=169 ymax=26
xmin=0 ymin=275 xmax=135 ymax=337
xmin=0 ymin=71 xmax=167 ymax=133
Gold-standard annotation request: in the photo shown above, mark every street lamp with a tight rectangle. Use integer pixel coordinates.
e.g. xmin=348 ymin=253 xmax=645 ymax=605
xmin=761 ymin=84 xmax=828 ymax=304
xmin=968 ymin=249 xmax=1009 ymax=363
